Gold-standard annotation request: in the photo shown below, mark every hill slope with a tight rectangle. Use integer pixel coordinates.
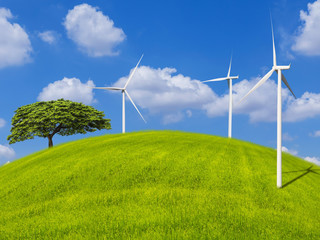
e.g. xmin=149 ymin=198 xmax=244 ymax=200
xmin=0 ymin=131 xmax=319 ymax=239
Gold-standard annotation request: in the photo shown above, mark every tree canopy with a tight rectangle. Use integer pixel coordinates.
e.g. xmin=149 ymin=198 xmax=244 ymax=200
xmin=7 ymin=99 xmax=111 ymax=148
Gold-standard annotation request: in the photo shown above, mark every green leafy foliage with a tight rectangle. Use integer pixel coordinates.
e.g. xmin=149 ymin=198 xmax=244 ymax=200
xmin=7 ymin=99 xmax=111 ymax=147
xmin=0 ymin=131 xmax=319 ymax=239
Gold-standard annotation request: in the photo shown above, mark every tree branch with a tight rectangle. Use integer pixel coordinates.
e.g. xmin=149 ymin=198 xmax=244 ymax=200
xmin=50 ymin=123 xmax=63 ymax=138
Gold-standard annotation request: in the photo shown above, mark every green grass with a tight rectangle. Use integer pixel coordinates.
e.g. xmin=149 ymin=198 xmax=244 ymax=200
xmin=0 ymin=131 xmax=319 ymax=239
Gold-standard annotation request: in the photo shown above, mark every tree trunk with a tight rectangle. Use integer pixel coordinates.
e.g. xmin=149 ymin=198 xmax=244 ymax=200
xmin=48 ymin=136 xmax=53 ymax=148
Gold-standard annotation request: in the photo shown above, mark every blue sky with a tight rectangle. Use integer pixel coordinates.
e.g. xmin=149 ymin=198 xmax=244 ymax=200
xmin=0 ymin=0 xmax=320 ymax=165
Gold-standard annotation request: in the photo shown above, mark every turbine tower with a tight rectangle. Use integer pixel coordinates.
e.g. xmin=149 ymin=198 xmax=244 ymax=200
xmin=203 ymin=56 xmax=239 ymax=138
xmin=240 ymin=21 xmax=296 ymax=188
xmin=93 ymin=55 xmax=146 ymax=133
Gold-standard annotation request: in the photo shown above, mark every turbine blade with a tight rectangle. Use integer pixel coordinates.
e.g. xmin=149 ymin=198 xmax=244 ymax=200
xmin=227 ymin=79 xmax=230 ymax=89
xmin=228 ymin=55 xmax=232 ymax=77
xmin=124 ymin=54 xmax=144 ymax=89
xmin=239 ymin=68 xmax=274 ymax=103
xmin=203 ymin=77 xmax=229 ymax=82
xmin=124 ymin=90 xmax=146 ymax=123
xmin=93 ymin=87 xmax=123 ymax=91
xmin=280 ymin=72 xmax=296 ymax=99
xmin=270 ymin=15 xmax=277 ymax=67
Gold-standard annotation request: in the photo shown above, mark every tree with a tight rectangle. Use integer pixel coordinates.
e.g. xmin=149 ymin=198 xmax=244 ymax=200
xmin=7 ymin=99 xmax=111 ymax=148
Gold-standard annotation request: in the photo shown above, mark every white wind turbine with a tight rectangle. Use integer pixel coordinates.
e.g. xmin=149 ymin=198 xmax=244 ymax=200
xmin=203 ymin=56 xmax=239 ymax=138
xmin=93 ymin=55 xmax=146 ymax=133
xmin=240 ymin=21 xmax=296 ymax=188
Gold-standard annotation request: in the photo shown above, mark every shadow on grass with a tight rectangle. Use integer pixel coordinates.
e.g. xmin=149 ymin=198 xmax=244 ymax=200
xmin=282 ymin=166 xmax=320 ymax=188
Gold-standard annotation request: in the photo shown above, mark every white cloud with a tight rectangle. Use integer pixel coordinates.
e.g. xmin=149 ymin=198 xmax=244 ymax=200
xmin=113 ymin=66 xmax=215 ymax=123
xmin=0 ymin=118 xmax=5 ymax=128
xmin=0 ymin=144 xmax=15 ymax=160
xmin=37 ymin=77 xmax=96 ymax=105
xmin=203 ymin=77 xmax=293 ymax=123
xmin=283 ymin=92 xmax=320 ymax=122
xmin=304 ymin=156 xmax=320 ymax=165
xmin=292 ymin=0 xmax=320 ymax=55
xmin=0 ymin=8 xmax=32 ymax=68
xmin=282 ymin=147 xmax=320 ymax=166
xmin=63 ymin=3 xmax=125 ymax=57
xmin=311 ymin=130 xmax=320 ymax=137
xmin=111 ymin=65 xmax=320 ymax=124
xmin=205 ymin=78 xmax=320 ymax=123
xmin=38 ymin=30 xmax=58 ymax=44
xmin=282 ymin=146 xmax=298 ymax=156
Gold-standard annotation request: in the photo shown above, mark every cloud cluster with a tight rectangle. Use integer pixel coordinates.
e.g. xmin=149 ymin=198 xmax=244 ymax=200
xmin=113 ymin=66 xmax=215 ymax=124
xmin=203 ymin=78 xmax=320 ymax=123
xmin=0 ymin=8 xmax=32 ymax=68
xmin=281 ymin=146 xmax=320 ymax=166
xmin=0 ymin=144 xmax=15 ymax=160
xmin=37 ymin=77 xmax=96 ymax=105
xmin=304 ymin=156 xmax=320 ymax=166
xmin=282 ymin=146 xmax=298 ymax=156
xmin=292 ymin=0 xmax=320 ymax=55
xmin=63 ymin=3 xmax=125 ymax=57
xmin=311 ymin=130 xmax=320 ymax=137
xmin=38 ymin=30 xmax=58 ymax=44
xmin=203 ymin=77 xmax=293 ymax=122
xmin=283 ymin=92 xmax=320 ymax=122
xmin=204 ymin=78 xmax=320 ymax=123
xmin=112 ymin=65 xmax=320 ymax=124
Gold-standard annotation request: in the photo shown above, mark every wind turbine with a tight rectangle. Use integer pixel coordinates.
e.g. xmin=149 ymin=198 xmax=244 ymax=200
xmin=93 ymin=55 xmax=146 ymax=133
xmin=203 ymin=56 xmax=239 ymax=138
xmin=239 ymin=20 xmax=296 ymax=188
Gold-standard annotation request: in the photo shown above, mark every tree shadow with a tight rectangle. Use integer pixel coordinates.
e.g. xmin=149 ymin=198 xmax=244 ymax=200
xmin=282 ymin=166 xmax=320 ymax=188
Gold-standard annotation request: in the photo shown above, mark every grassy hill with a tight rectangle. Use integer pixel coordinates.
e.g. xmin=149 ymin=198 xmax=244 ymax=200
xmin=0 ymin=131 xmax=319 ymax=239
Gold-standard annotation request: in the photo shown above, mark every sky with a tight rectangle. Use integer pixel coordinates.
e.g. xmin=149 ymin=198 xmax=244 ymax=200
xmin=0 ymin=0 xmax=320 ymax=165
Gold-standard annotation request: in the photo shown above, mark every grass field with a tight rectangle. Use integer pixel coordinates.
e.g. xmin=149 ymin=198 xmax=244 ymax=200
xmin=0 ymin=131 xmax=319 ymax=239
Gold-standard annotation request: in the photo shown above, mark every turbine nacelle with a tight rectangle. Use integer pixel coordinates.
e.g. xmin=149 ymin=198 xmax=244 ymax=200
xmin=273 ymin=65 xmax=291 ymax=70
